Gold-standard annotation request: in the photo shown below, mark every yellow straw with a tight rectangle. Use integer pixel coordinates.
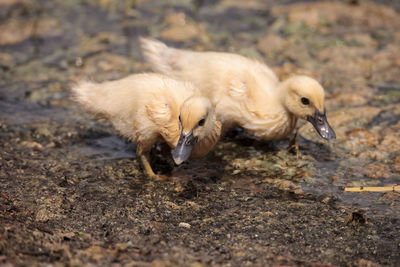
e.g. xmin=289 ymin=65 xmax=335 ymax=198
xmin=344 ymin=185 xmax=400 ymax=192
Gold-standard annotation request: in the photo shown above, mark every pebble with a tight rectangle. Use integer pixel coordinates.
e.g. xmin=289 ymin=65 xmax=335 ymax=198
xmin=178 ymin=222 xmax=191 ymax=229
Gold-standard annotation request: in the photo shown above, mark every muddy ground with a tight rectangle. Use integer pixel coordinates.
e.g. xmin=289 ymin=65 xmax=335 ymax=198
xmin=1 ymin=0 xmax=400 ymax=266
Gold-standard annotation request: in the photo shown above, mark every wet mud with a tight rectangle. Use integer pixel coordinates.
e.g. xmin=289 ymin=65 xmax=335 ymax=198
xmin=1 ymin=0 xmax=400 ymax=266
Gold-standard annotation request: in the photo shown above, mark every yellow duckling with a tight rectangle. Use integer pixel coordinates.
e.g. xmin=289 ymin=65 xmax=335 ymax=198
xmin=71 ymin=73 xmax=221 ymax=179
xmin=140 ymin=38 xmax=335 ymax=141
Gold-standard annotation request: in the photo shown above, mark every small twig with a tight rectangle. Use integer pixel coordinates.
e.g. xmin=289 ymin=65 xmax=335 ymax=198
xmin=344 ymin=185 xmax=400 ymax=192
xmin=1 ymin=192 xmax=9 ymax=200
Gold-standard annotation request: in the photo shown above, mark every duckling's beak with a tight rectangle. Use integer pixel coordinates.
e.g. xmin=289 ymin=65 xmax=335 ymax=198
xmin=307 ymin=109 xmax=336 ymax=140
xmin=172 ymin=129 xmax=198 ymax=165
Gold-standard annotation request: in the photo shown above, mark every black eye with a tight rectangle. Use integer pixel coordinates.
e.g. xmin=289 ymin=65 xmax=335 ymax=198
xmin=179 ymin=115 xmax=181 ymax=122
xmin=198 ymin=118 xmax=205 ymax=126
xmin=301 ymin=97 xmax=310 ymax=105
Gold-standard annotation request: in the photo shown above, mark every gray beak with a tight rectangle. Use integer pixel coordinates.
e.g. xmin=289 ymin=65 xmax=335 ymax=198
xmin=172 ymin=129 xmax=198 ymax=165
xmin=307 ymin=109 xmax=336 ymax=140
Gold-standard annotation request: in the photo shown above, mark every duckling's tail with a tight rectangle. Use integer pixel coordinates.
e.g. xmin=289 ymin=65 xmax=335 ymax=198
xmin=70 ymin=80 xmax=111 ymax=115
xmin=71 ymin=80 xmax=94 ymax=110
xmin=139 ymin=37 xmax=176 ymax=76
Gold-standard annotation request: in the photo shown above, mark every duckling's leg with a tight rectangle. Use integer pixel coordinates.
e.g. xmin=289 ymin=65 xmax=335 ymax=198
xmin=136 ymin=143 xmax=167 ymax=180
xmin=288 ymin=130 xmax=299 ymax=155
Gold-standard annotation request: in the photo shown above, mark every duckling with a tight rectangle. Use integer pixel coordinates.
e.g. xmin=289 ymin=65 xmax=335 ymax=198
xmin=140 ymin=38 xmax=335 ymax=141
xmin=71 ymin=73 xmax=221 ymax=180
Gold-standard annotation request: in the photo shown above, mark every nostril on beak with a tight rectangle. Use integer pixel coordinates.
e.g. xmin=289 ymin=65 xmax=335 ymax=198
xmin=185 ymin=136 xmax=198 ymax=146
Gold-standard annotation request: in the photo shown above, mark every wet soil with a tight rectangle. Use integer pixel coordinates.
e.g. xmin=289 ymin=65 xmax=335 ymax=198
xmin=1 ymin=0 xmax=400 ymax=266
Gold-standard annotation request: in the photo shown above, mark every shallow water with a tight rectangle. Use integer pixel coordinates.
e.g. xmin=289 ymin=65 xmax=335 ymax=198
xmin=1 ymin=0 xmax=399 ymax=265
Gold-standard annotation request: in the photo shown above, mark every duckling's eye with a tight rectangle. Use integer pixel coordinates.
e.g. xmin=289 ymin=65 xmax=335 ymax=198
xmin=198 ymin=118 xmax=205 ymax=126
xmin=179 ymin=115 xmax=181 ymax=122
xmin=301 ymin=97 xmax=310 ymax=105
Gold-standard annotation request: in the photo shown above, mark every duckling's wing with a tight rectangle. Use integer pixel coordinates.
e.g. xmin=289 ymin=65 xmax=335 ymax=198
xmin=145 ymin=95 xmax=172 ymax=127
xmin=228 ymin=78 xmax=248 ymax=99
xmin=145 ymin=93 xmax=181 ymax=147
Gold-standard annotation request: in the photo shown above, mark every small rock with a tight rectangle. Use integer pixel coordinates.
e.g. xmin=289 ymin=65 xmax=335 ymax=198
xmin=345 ymin=211 xmax=366 ymax=226
xmin=174 ymin=184 xmax=184 ymax=193
xmin=334 ymin=93 xmax=368 ymax=107
xmin=20 ymin=141 xmax=43 ymax=151
xmin=160 ymin=24 xmax=203 ymax=42
xmin=263 ymin=178 xmax=303 ymax=194
xmin=35 ymin=208 xmax=53 ymax=222
xmin=62 ymin=232 xmax=76 ymax=240
xmin=317 ymin=193 xmax=338 ymax=205
xmin=0 ymin=18 xmax=61 ymax=46
xmin=380 ymin=191 xmax=400 ymax=201
xmin=257 ymin=34 xmax=287 ymax=55
xmin=164 ymin=201 xmax=181 ymax=210
xmin=0 ymin=52 xmax=14 ymax=69
xmin=178 ymin=222 xmax=191 ymax=229
xmin=260 ymin=211 xmax=274 ymax=217
xmin=164 ymin=12 xmax=186 ymax=26
xmin=232 ymin=169 xmax=240 ymax=175
xmin=185 ymin=201 xmax=201 ymax=211
xmin=358 ymin=150 xmax=388 ymax=161
xmin=160 ymin=12 xmax=204 ymax=42
xmin=378 ymin=130 xmax=400 ymax=153
xmin=363 ymin=163 xmax=392 ymax=179
xmin=346 ymin=128 xmax=379 ymax=148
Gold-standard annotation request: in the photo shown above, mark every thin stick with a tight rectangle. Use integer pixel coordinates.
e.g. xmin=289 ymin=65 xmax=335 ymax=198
xmin=344 ymin=185 xmax=400 ymax=192
xmin=1 ymin=192 xmax=9 ymax=200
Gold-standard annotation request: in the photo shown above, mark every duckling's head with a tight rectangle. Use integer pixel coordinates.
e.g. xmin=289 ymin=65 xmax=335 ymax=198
xmin=281 ymin=75 xmax=336 ymax=140
xmin=172 ymin=96 xmax=215 ymax=165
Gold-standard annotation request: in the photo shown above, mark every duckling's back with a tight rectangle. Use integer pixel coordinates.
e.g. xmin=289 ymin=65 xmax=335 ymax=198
xmin=140 ymin=38 xmax=279 ymax=101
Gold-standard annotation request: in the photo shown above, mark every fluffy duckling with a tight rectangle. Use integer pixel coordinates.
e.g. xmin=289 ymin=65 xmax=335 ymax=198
xmin=140 ymin=38 xmax=335 ymax=141
xmin=71 ymin=73 xmax=221 ymax=179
